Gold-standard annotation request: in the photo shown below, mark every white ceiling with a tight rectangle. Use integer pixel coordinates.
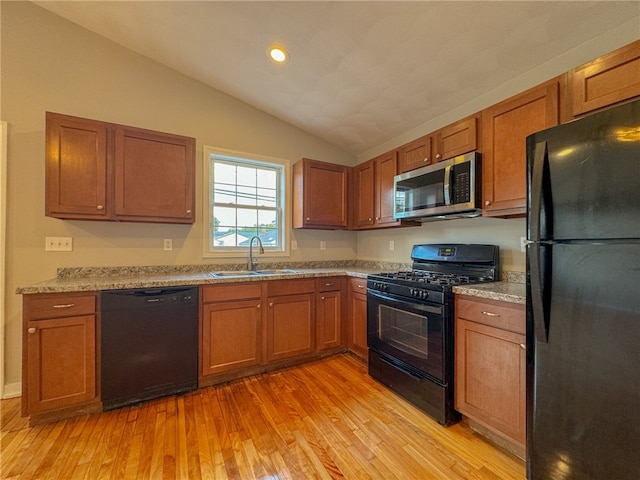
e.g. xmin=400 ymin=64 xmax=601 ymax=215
xmin=34 ymin=1 xmax=640 ymax=157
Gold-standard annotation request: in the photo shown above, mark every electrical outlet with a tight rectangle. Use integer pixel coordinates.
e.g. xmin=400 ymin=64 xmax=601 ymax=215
xmin=164 ymin=239 xmax=173 ymax=251
xmin=520 ymin=237 xmax=527 ymax=253
xmin=320 ymin=241 xmax=326 ymax=250
xmin=389 ymin=240 xmax=395 ymax=251
xmin=45 ymin=236 xmax=73 ymax=252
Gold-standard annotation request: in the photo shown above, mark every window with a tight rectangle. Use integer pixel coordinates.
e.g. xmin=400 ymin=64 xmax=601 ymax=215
xmin=203 ymin=147 xmax=289 ymax=257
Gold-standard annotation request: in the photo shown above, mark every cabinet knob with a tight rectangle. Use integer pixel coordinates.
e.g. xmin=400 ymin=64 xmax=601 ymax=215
xmin=97 ymin=205 xmax=104 ymax=210
xmin=435 ymin=153 xmax=442 ymax=160
xmin=306 ymin=217 xmax=311 ymax=221
xmin=186 ymin=209 xmax=192 ymax=214
xmin=257 ymin=304 xmax=261 ymax=309
xmin=321 ymin=296 xmax=325 ymax=300
xmin=375 ymin=217 xmax=380 ymax=221
xmin=28 ymin=327 xmax=36 ymax=334
xmin=485 ymin=200 xmax=491 ymax=206
xmin=520 ymin=343 xmax=526 ymax=350
xmin=424 ymin=157 xmax=429 ymax=163
xmin=368 ymin=218 xmax=372 ymax=222
xmin=269 ymin=302 xmax=273 ymax=308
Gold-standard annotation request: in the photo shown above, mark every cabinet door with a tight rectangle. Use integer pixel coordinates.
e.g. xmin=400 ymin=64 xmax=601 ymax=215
xmin=570 ymin=40 xmax=640 ymax=117
xmin=482 ymin=80 xmax=559 ymax=217
xmin=352 ymin=160 xmax=375 ymax=228
xmin=398 ymin=134 xmax=432 ymax=174
xmin=201 ymin=299 xmax=261 ymax=376
xmin=317 ymin=290 xmax=342 ymax=351
xmin=45 ymin=112 xmax=109 ymax=219
xmin=434 ymin=115 xmax=478 ymax=162
xmin=26 ymin=315 xmax=96 ymax=414
xmin=293 ymin=158 xmax=348 ymax=229
xmin=455 ymin=318 xmax=526 ymax=446
xmin=374 ymin=151 xmax=399 ymax=226
xmin=266 ymin=293 xmax=314 ymax=362
xmin=348 ymin=279 xmax=368 ymax=359
xmin=114 ymin=125 xmax=195 ymax=223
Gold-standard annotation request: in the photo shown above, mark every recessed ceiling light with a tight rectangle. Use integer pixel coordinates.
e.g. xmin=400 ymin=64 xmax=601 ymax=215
xmin=268 ymin=46 xmax=289 ymax=64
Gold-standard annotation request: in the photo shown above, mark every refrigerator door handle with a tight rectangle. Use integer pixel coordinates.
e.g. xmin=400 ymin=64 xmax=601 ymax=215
xmin=530 ymin=140 xmax=551 ymax=343
xmin=530 ymin=141 xmax=547 ymax=242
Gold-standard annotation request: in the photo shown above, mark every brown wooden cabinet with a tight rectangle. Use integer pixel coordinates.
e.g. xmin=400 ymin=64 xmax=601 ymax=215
xmin=398 ymin=134 xmax=433 ymax=174
xmin=481 ymin=80 xmax=559 ymax=217
xmin=22 ymin=293 xmax=99 ymax=421
xmin=45 ymin=112 xmax=195 ymax=224
xmin=200 ymin=283 xmax=262 ymax=378
xmin=434 ymin=114 xmax=479 ymax=162
xmin=352 ymin=151 xmax=419 ymax=230
xmin=570 ymin=40 xmax=640 ymax=117
xmin=315 ymin=277 xmax=344 ymax=351
xmin=455 ymin=295 xmax=526 ymax=450
xmin=266 ymin=279 xmax=315 ymax=362
xmin=293 ymin=158 xmax=349 ymax=229
xmin=347 ymin=278 xmax=368 ymax=359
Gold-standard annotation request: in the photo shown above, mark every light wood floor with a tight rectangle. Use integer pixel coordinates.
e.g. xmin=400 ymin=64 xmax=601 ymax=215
xmin=1 ymin=354 xmax=525 ymax=479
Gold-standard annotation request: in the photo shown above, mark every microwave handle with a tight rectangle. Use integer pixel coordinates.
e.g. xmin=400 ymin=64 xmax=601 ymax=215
xmin=443 ymin=164 xmax=452 ymax=205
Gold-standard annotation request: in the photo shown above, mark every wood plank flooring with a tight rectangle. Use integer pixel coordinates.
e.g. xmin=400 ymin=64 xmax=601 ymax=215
xmin=1 ymin=354 xmax=525 ymax=479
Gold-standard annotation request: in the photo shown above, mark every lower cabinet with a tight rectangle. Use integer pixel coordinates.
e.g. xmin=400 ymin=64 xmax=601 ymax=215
xmin=22 ymin=293 xmax=98 ymax=420
xmin=200 ymin=283 xmax=262 ymax=377
xmin=316 ymin=277 xmax=344 ymax=351
xmin=348 ymin=277 xmax=368 ymax=359
xmin=454 ymin=295 xmax=526 ymax=449
xmin=266 ymin=279 xmax=315 ymax=362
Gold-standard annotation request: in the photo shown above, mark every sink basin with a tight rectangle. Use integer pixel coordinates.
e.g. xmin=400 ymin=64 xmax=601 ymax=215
xmin=210 ymin=271 xmax=260 ymax=277
xmin=254 ymin=269 xmax=299 ymax=275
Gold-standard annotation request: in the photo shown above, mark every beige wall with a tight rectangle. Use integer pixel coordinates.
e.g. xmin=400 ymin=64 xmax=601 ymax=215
xmin=1 ymin=2 xmax=359 ymax=390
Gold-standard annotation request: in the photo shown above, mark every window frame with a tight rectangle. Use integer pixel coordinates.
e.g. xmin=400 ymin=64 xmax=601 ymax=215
xmin=202 ymin=146 xmax=291 ymax=259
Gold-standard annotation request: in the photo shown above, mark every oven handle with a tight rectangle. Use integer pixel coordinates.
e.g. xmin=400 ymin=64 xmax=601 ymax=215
xmin=367 ymin=289 xmax=443 ymax=315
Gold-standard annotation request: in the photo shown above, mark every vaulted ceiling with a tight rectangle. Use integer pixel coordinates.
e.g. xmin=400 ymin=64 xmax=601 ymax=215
xmin=34 ymin=1 xmax=640 ymax=156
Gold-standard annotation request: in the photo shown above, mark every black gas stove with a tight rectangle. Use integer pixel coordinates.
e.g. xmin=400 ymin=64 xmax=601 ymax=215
xmin=366 ymin=244 xmax=499 ymax=426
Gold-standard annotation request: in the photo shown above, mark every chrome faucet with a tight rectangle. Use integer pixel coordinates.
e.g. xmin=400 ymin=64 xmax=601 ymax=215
xmin=247 ymin=236 xmax=264 ymax=271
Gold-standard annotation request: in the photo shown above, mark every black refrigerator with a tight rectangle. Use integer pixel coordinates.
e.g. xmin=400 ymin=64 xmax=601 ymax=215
xmin=526 ymin=98 xmax=640 ymax=480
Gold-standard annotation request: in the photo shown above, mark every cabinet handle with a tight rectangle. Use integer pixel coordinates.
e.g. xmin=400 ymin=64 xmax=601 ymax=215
xmin=325 ymin=282 xmax=334 ymax=286
xmin=520 ymin=343 xmax=526 ymax=350
xmin=269 ymin=302 xmax=273 ymax=307
xmin=368 ymin=218 xmax=372 ymax=222
xmin=357 ymin=284 xmax=365 ymax=289
xmin=424 ymin=157 xmax=429 ymax=163
xmin=485 ymin=200 xmax=491 ymax=206
xmin=186 ymin=209 xmax=192 ymax=214
xmin=321 ymin=296 xmax=325 ymax=300
xmin=97 ymin=205 xmax=104 ymax=210
xmin=28 ymin=327 xmax=36 ymax=334
xmin=375 ymin=217 xmax=380 ymax=221
xmin=435 ymin=153 xmax=442 ymax=160
xmin=257 ymin=304 xmax=261 ymax=309
xmin=481 ymin=310 xmax=500 ymax=317
xmin=53 ymin=303 xmax=75 ymax=309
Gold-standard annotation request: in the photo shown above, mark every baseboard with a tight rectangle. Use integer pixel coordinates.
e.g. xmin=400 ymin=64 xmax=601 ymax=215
xmin=2 ymin=382 xmax=22 ymax=399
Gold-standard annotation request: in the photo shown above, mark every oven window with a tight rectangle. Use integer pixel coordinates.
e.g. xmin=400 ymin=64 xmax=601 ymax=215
xmin=378 ymin=304 xmax=428 ymax=359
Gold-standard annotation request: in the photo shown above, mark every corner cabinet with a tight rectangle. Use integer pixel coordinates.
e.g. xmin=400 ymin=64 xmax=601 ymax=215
xmin=45 ymin=112 xmax=195 ymax=224
xmin=22 ymin=292 xmax=99 ymax=423
xmin=454 ymin=295 xmax=526 ymax=452
xmin=293 ymin=158 xmax=348 ymax=229
xmin=481 ymin=80 xmax=559 ymax=217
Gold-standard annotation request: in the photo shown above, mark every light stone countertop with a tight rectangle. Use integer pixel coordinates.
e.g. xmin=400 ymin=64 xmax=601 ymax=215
xmin=453 ymin=281 xmax=526 ymax=305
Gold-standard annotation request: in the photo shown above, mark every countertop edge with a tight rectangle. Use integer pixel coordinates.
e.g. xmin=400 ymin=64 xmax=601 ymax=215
xmin=453 ymin=282 xmax=526 ymax=305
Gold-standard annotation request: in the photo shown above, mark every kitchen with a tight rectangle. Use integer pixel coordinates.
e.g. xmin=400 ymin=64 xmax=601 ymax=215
xmin=2 ymin=1 xmax=640 ymax=479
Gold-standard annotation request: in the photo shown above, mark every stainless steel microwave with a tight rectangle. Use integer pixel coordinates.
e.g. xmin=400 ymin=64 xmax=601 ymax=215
xmin=393 ymin=152 xmax=482 ymax=221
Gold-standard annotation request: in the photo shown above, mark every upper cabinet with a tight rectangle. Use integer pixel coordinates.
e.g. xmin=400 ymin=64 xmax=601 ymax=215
xmin=481 ymin=80 xmax=559 ymax=217
xmin=570 ymin=40 xmax=640 ymax=117
xmin=45 ymin=112 xmax=195 ymax=224
xmin=398 ymin=115 xmax=479 ymax=174
xmin=352 ymin=150 xmax=419 ymax=229
xmin=293 ymin=158 xmax=349 ymax=229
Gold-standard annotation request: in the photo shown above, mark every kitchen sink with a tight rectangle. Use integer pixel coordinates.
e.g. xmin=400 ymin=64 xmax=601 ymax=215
xmin=210 ymin=271 xmax=260 ymax=277
xmin=254 ymin=269 xmax=299 ymax=275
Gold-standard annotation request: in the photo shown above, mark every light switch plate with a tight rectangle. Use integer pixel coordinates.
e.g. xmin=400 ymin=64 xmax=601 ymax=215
xmin=45 ymin=236 xmax=73 ymax=251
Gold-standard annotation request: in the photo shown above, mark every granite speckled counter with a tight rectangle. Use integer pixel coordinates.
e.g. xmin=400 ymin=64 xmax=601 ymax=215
xmin=453 ymin=280 xmax=526 ymax=305
xmin=15 ymin=261 xmax=409 ymax=295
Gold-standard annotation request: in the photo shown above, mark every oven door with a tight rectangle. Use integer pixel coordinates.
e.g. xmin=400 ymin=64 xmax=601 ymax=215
xmin=367 ymin=289 xmax=445 ymax=383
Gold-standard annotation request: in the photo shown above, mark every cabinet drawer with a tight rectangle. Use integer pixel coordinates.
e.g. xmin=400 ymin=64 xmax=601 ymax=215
xmin=456 ymin=296 xmax=524 ymax=335
xmin=267 ymin=279 xmax=314 ymax=296
xmin=316 ymin=277 xmax=343 ymax=292
xmin=24 ymin=294 xmax=96 ymax=320
xmin=349 ymin=277 xmax=367 ymax=293
xmin=201 ymin=283 xmax=262 ymax=303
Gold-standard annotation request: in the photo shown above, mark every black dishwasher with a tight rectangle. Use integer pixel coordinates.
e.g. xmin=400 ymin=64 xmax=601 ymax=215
xmin=100 ymin=286 xmax=198 ymax=411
